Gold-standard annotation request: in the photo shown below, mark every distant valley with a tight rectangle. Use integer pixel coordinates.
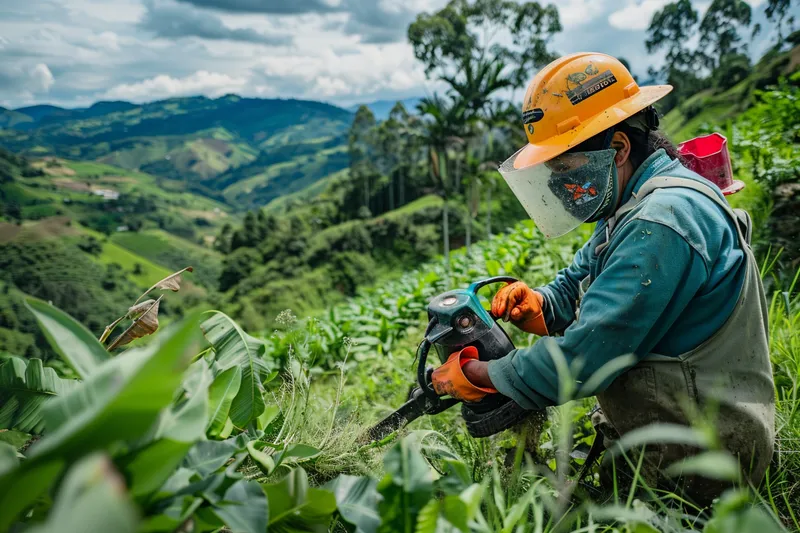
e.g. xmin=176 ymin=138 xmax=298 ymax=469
xmin=0 ymin=94 xmax=355 ymax=210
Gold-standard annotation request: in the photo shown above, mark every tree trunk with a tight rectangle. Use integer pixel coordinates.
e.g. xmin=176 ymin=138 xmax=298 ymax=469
xmin=465 ymin=207 xmax=471 ymax=256
xmin=486 ymin=185 xmax=492 ymax=239
xmin=465 ymin=179 xmax=475 ymax=256
xmin=388 ymin=173 xmax=395 ymax=211
xmin=399 ymin=173 xmax=405 ymax=206
xmin=443 ymin=198 xmax=450 ymax=274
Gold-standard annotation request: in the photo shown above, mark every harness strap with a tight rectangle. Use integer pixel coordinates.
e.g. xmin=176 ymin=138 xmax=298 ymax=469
xmin=581 ymin=176 xmax=754 ymax=483
xmin=596 ymin=176 xmax=750 ymax=255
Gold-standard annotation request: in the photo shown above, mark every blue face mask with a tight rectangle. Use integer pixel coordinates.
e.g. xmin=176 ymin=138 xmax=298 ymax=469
xmin=587 ymin=162 xmax=619 ymax=222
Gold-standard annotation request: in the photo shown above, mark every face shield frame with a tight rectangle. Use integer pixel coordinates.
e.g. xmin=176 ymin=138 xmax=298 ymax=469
xmin=498 ymin=148 xmax=618 ymax=239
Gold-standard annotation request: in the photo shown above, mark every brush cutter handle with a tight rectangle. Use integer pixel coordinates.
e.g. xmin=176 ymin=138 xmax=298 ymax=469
xmin=467 ymin=276 xmax=519 ymax=297
xmin=417 ymin=338 xmax=441 ymax=401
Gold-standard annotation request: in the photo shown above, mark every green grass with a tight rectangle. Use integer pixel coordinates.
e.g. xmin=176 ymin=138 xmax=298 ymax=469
xmin=263 ymin=168 xmax=350 ymax=213
xmin=92 ymin=235 xmax=172 ymax=286
xmin=64 ymin=160 xmax=147 ymax=178
xmin=222 ymin=145 xmax=349 ymax=207
xmin=378 ymin=194 xmax=443 ymax=219
xmin=111 ymin=229 xmax=221 ymax=287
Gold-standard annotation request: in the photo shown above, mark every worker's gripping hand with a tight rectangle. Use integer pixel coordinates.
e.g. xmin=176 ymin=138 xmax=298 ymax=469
xmin=491 ymin=281 xmax=549 ymax=336
xmin=431 ymin=346 xmax=497 ymax=402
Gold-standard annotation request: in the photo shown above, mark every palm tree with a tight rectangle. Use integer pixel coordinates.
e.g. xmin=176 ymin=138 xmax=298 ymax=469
xmin=441 ymin=56 xmax=515 ymax=122
xmin=417 ymin=94 xmax=468 ymax=274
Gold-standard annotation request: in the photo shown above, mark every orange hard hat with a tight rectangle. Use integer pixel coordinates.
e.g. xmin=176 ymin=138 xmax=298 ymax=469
xmin=513 ymin=52 xmax=673 ymax=169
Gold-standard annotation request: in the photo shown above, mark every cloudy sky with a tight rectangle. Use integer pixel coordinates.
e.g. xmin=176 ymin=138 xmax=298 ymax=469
xmin=0 ymin=0 xmax=792 ymax=110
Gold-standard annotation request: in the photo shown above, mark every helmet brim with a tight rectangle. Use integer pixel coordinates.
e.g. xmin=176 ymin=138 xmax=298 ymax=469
xmin=513 ymin=85 xmax=673 ymax=170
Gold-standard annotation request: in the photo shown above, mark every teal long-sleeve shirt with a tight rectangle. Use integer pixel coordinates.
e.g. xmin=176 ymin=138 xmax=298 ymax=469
xmin=487 ymin=149 xmax=747 ymax=410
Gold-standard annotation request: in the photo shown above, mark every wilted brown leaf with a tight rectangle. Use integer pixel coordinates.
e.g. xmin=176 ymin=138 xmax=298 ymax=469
xmin=108 ymin=297 xmax=162 ymax=350
xmin=126 ymin=299 xmax=157 ymax=318
xmin=134 ymin=266 xmax=193 ymax=306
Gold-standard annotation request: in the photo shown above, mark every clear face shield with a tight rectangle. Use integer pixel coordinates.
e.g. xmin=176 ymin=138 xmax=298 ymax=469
xmin=498 ymin=148 xmax=617 ymax=239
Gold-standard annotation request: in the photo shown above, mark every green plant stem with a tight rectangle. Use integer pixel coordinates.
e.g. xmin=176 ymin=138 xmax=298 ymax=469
xmin=319 ymin=344 xmax=351 ymax=449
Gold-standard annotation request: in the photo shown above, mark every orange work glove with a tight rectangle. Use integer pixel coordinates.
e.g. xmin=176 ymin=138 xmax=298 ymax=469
xmin=431 ymin=346 xmax=497 ymax=402
xmin=491 ymin=281 xmax=548 ymax=336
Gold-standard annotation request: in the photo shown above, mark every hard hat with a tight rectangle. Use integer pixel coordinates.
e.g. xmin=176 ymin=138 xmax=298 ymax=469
xmin=497 ymin=53 xmax=673 ymax=239
xmin=513 ymin=52 xmax=672 ymax=169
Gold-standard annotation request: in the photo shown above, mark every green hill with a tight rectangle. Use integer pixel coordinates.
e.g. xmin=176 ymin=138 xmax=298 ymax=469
xmin=0 ymin=148 xmax=220 ymax=358
xmin=0 ymin=95 xmax=353 ymax=207
xmin=663 ymin=45 xmax=800 ymax=141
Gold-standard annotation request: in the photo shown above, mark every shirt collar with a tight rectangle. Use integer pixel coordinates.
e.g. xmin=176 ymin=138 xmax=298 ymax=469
xmin=618 ymin=148 xmax=676 ymax=205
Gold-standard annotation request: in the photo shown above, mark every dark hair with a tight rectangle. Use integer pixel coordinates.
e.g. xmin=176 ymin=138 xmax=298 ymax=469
xmin=569 ymin=108 xmax=684 ymax=171
xmin=615 ymin=121 xmax=683 ymax=170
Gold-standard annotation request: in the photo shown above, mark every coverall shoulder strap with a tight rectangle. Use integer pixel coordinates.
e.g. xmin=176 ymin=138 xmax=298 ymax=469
xmin=606 ymin=176 xmax=751 ymax=247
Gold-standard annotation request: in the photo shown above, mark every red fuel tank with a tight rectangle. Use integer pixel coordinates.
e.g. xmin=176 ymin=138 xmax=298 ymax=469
xmin=678 ymin=132 xmax=744 ymax=196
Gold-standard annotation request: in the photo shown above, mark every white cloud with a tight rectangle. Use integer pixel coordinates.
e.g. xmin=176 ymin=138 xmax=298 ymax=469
xmin=608 ymin=0 xmax=768 ymax=31
xmin=87 ymin=31 xmax=120 ymax=51
xmin=559 ymin=0 xmax=616 ymax=29
xmin=608 ymin=0 xmax=672 ymax=31
xmin=102 ymin=70 xmax=248 ymax=101
xmin=29 ymin=64 xmax=55 ymax=93
xmin=0 ymin=0 xmax=791 ymax=108
xmin=256 ymin=42 xmax=432 ymax=103
xmin=65 ymin=0 xmax=145 ymax=23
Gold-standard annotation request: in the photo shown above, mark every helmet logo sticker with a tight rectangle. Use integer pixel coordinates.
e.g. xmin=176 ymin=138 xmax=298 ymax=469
xmin=522 ymin=107 xmax=545 ymax=126
xmin=527 ymin=124 xmax=535 ymax=134
xmin=564 ymin=182 xmax=599 ymax=205
xmin=567 ymin=72 xmax=586 ymax=84
xmin=566 ymin=70 xmax=618 ymax=105
xmin=584 ymin=63 xmax=599 ymax=76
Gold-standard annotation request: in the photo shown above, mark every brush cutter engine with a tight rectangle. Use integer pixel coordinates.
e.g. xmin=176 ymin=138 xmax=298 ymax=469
xmin=365 ymin=277 xmax=540 ymax=442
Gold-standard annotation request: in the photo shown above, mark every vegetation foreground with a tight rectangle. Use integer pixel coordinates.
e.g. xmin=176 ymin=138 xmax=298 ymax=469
xmin=1 ymin=1 xmax=799 ymax=532
xmin=1 ymin=199 xmax=799 ymax=533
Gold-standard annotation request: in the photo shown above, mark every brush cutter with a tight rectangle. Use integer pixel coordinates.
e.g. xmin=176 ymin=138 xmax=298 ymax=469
xmin=365 ymin=276 xmax=541 ymax=442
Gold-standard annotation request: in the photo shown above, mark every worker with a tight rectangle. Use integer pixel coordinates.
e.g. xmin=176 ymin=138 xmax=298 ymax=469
xmin=430 ymin=53 xmax=775 ymax=506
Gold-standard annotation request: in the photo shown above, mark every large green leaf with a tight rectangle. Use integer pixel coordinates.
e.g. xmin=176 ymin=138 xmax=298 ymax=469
xmin=0 ymin=429 xmax=31 ymax=450
xmin=29 ymin=313 xmax=202 ymax=461
xmin=206 ymin=365 xmax=242 ymax=438
xmin=211 ymin=479 xmax=269 ymax=533
xmin=154 ymin=358 xmax=212 ymax=442
xmin=25 ymin=298 xmax=109 ymax=379
xmin=272 ymin=443 xmax=322 ymax=470
xmin=0 ymin=442 xmax=19 ymax=476
xmin=184 ymin=439 xmax=239 ymax=477
xmin=247 ymin=440 xmax=276 ymax=476
xmin=122 ymin=439 xmax=194 ymax=500
xmin=119 ymin=359 xmax=212 ymax=500
xmin=377 ymin=434 xmax=435 ymax=532
xmin=0 ymin=457 xmax=65 ymax=532
xmin=201 ymin=312 xmax=272 ymax=428
xmin=0 ymin=357 xmax=78 ymax=434
xmin=26 ymin=454 xmax=139 ymax=533
xmin=0 ymin=315 xmax=201 ymax=529
xmin=666 ymin=450 xmax=741 ymax=481
xmin=263 ymin=467 xmax=337 ymax=532
xmin=326 ymin=475 xmax=381 ymax=533
xmin=703 ymin=490 xmax=788 ymax=533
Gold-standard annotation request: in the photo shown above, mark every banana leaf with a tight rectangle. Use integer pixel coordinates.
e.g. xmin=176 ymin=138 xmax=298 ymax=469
xmin=0 ymin=357 xmax=79 ymax=434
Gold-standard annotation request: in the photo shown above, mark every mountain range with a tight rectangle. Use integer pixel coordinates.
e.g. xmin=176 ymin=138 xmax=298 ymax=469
xmin=0 ymin=94 xmax=424 ymax=210
xmin=0 ymin=95 xmax=355 ymax=209
xmin=347 ymin=97 xmax=423 ymax=120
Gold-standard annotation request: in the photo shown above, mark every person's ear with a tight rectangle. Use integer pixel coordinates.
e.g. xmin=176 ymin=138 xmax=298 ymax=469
xmin=611 ymin=131 xmax=631 ymax=168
